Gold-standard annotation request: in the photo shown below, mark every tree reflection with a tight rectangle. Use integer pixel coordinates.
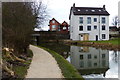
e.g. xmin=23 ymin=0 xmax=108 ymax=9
xmin=112 ymin=51 xmax=118 ymax=63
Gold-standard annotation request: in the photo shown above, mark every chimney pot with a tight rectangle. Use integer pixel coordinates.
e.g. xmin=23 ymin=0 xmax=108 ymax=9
xmin=73 ymin=3 xmax=75 ymax=7
xmin=103 ymin=5 xmax=106 ymax=10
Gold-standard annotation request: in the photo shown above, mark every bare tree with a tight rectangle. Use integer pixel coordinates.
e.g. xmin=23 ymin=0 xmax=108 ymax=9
xmin=32 ymin=2 xmax=48 ymax=28
xmin=112 ymin=16 xmax=119 ymax=27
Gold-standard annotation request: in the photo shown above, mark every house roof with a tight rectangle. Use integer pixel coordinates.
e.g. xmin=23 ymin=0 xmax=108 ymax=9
xmin=61 ymin=21 xmax=68 ymax=25
xmin=69 ymin=3 xmax=110 ymax=19
xmin=49 ymin=18 xmax=60 ymax=24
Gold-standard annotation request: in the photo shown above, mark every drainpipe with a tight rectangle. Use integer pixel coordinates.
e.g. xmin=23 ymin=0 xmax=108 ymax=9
xmin=99 ymin=15 xmax=101 ymax=40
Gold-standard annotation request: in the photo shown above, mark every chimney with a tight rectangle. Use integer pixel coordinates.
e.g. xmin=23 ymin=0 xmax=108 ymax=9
xmin=103 ymin=5 xmax=106 ymax=10
xmin=73 ymin=3 xmax=75 ymax=8
xmin=73 ymin=3 xmax=75 ymax=12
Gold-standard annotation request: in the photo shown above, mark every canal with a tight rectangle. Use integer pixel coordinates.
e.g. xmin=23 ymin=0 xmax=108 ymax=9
xmin=39 ymin=42 xmax=119 ymax=79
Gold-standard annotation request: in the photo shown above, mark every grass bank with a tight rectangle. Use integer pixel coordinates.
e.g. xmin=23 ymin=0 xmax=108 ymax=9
xmin=13 ymin=49 xmax=33 ymax=78
xmin=87 ymin=38 xmax=120 ymax=45
xmin=64 ymin=38 xmax=120 ymax=51
xmin=37 ymin=46 xmax=84 ymax=79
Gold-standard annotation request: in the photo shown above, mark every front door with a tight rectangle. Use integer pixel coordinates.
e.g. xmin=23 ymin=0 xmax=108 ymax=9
xmin=83 ymin=34 xmax=89 ymax=41
xmin=96 ymin=35 xmax=98 ymax=41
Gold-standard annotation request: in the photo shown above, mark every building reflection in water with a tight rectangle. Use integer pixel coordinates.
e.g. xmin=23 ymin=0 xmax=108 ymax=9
xmin=69 ymin=46 xmax=109 ymax=77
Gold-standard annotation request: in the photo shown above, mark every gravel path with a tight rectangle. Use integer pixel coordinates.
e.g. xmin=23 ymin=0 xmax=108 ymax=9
xmin=25 ymin=45 xmax=64 ymax=78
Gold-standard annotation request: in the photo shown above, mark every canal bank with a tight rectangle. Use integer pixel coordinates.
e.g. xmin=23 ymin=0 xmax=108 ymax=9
xmin=60 ymin=39 xmax=120 ymax=51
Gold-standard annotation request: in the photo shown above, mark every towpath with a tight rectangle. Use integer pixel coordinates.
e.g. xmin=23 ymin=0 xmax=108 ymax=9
xmin=25 ymin=45 xmax=63 ymax=78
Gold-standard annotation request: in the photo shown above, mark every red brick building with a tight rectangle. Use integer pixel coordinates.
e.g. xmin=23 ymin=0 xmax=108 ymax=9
xmin=48 ymin=18 xmax=69 ymax=33
xmin=60 ymin=21 xmax=69 ymax=33
xmin=49 ymin=18 xmax=60 ymax=31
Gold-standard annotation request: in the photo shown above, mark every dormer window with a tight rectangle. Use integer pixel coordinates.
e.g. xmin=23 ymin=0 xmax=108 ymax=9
xmin=78 ymin=9 xmax=81 ymax=11
xmin=91 ymin=10 xmax=95 ymax=12
xmin=52 ymin=20 xmax=55 ymax=23
xmin=99 ymin=10 xmax=101 ymax=12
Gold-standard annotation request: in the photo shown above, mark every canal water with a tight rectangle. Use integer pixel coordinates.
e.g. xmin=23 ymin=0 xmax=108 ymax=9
xmin=39 ymin=42 xmax=119 ymax=79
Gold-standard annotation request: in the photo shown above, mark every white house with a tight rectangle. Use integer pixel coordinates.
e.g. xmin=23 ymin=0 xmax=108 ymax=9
xmin=69 ymin=3 xmax=110 ymax=41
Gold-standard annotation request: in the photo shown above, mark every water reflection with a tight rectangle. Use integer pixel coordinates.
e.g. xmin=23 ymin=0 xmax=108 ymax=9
xmin=68 ymin=46 xmax=118 ymax=78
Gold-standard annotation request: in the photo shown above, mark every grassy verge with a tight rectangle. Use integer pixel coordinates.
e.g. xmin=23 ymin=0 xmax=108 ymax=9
xmin=13 ymin=49 xmax=33 ymax=78
xmin=76 ymin=38 xmax=120 ymax=45
xmin=37 ymin=46 xmax=84 ymax=79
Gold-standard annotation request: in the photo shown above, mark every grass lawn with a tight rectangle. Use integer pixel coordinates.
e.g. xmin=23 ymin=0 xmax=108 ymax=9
xmin=88 ymin=38 xmax=120 ymax=45
xmin=37 ymin=46 xmax=84 ymax=79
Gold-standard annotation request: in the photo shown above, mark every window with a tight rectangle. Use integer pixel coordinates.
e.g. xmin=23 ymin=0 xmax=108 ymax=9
xmin=79 ymin=26 xmax=83 ymax=31
xmin=91 ymin=10 xmax=95 ymax=12
xmin=102 ymin=34 xmax=106 ymax=39
xmin=52 ymin=25 xmax=56 ymax=31
xmin=94 ymin=18 xmax=97 ymax=22
xmin=63 ymin=26 xmax=66 ymax=30
xmin=102 ymin=60 xmax=106 ymax=67
xmin=94 ymin=63 xmax=97 ymax=67
xmin=88 ymin=54 xmax=91 ymax=59
xmin=52 ymin=25 xmax=56 ymax=30
xmin=99 ymin=10 xmax=101 ymax=12
xmin=87 ymin=26 xmax=91 ymax=31
xmin=52 ymin=20 xmax=55 ymax=23
xmin=94 ymin=25 xmax=97 ymax=29
xmin=80 ymin=55 xmax=83 ymax=60
xmin=87 ymin=17 xmax=91 ymax=24
xmin=79 ymin=17 xmax=83 ymax=24
xmin=102 ymin=17 xmax=106 ymax=23
xmin=102 ymin=54 xmax=106 ymax=59
xmin=88 ymin=61 xmax=92 ymax=67
xmin=80 ymin=61 xmax=84 ymax=68
xmin=78 ymin=9 xmax=81 ymax=11
xmin=52 ymin=25 xmax=56 ymax=28
xmin=94 ymin=55 xmax=97 ymax=59
xmin=102 ymin=25 xmax=105 ymax=30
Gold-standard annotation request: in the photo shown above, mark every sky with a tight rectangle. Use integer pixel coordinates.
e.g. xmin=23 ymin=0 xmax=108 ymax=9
xmin=37 ymin=0 xmax=120 ymax=30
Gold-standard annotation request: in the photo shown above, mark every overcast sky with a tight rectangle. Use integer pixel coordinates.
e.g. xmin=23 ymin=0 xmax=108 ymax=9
xmin=40 ymin=0 xmax=120 ymax=30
